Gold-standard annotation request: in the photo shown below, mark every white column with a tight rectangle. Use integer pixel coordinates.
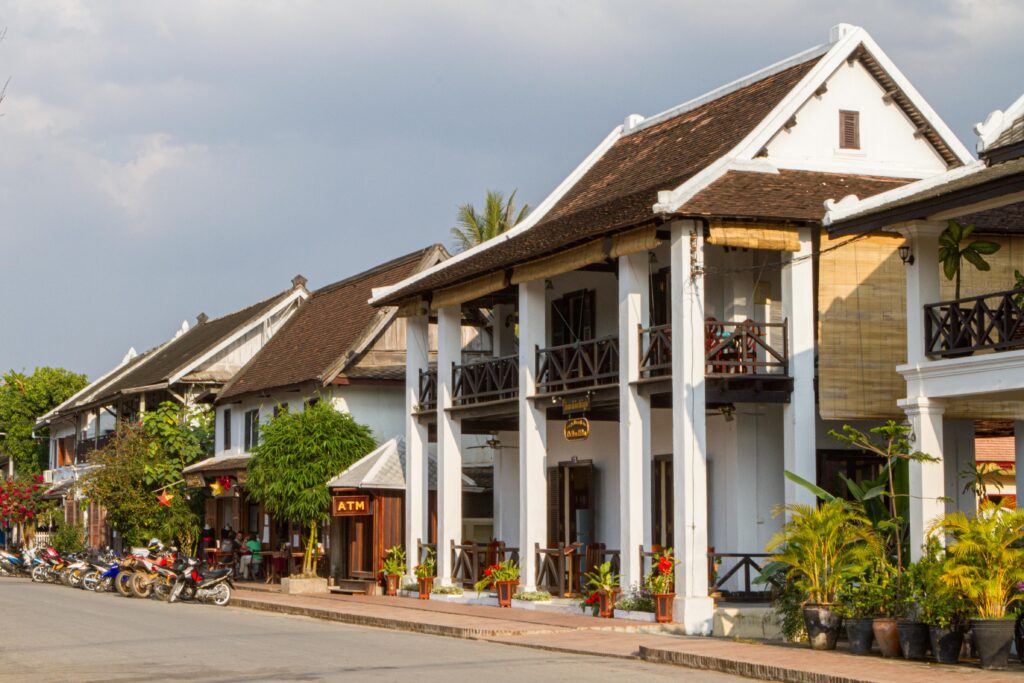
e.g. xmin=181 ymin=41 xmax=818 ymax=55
xmin=902 ymin=396 xmax=945 ymax=560
xmin=436 ymin=306 xmax=463 ymax=585
xmin=781 ymin=226 xmax=817 ymax=510
xmin=618 ymin=251 xmax=652 ymax=589
xmin=670 ymin=220 xmax=714 ymax=635
xmin=898 ymin=221 xmax=943 ymax=367
xmin=518 ymin=280 xmax=548 ymax=591
xmin=1016 ymin=421 xmax=1024 ymax=512
xmin=404 ymin=313 xmax=429 ymax=580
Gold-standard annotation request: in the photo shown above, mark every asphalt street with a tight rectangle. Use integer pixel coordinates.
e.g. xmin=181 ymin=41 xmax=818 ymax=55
xmin=0 ymin=579 xmax=747 ymax=682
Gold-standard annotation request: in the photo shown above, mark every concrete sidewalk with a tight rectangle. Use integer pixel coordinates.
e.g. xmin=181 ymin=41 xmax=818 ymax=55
xmin=230 ymin=585 xmax=1023 ymax=683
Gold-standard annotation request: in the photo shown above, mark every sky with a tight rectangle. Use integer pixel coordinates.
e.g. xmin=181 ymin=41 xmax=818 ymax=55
xmin=2 ymin=1 xmax=1023 ymax=380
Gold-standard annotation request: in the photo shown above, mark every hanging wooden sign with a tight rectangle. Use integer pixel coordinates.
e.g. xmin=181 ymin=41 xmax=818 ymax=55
xmin=184 ymin=473 xmax=206 ymax=488
xmin=563 ymin=417 xmax=590 ymax=441
xmin=332 ymin=495 xmax=372 ymax=517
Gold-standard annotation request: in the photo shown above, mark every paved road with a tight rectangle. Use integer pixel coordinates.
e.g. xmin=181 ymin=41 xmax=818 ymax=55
xmin=0 ymin=579 xmax=746 ymax=682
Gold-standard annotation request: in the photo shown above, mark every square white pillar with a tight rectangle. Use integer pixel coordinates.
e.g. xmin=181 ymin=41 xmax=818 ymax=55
xmin=670 ymin=220 xmax=714 ymax=635
xmin=518 ymin=280 xmax=548 ymax=591
xmin=404 ymin=312 xmax=430 ymax=580
xmin=618 ymin=251 xmax=652 ymax=589
xmin=1017 ymin=421 xmax=1024 ymax=512
xmin=897 ymin=221 xmax=944 ymax=367
xmin=901 ymin=396 xmax=945 ymax=561
xmin=436 ymin=306 xmax=463 ymax=584
xmin=782 ymin=226 xmax=817 ymax=509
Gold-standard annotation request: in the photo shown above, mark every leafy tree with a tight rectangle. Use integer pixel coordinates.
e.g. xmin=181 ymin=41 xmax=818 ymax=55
xmin=0 ymin=474 xmax=52 ymax=544
xmin=141 ymin=401 xmax=213 ymax=488
xmin=0 ymin=367 xmax=88 ymax=473
xmin=939 ymin=219 xmax=1000 ymax=300
xmin=449 ymin=189 xmax=529 ymax=252
xmin=247 ymin=400 xmax=376 ymax=576
xmin=52 ymin=521 xmax=85 ymax=555
xmin=83 ymin=425 xmax=162 ymax=547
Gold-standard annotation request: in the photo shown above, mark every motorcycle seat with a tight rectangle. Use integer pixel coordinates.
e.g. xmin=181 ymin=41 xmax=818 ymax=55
xmin=203 ymin=568 xmax=230 ymax=579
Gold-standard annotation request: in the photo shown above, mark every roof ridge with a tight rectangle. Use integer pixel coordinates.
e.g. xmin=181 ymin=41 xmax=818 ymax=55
xmin=314 ymin=244 xmax=444 ymax=296
xmin=625 ymin=42 xmax=831 ymax=136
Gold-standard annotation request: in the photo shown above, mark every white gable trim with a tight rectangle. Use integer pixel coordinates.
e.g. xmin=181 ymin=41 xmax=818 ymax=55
xmin=368 ymin=125 xmax=623 ymax=305
xmin=167 ymin=289 xmax=309 ymax=385
xmin=654 ymin=25 xmax=973 ymax=214
xmin=976 ymin=92 xmax=1024 ymax=154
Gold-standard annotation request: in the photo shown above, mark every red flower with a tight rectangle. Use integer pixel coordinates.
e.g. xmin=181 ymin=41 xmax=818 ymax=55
xmin=484 ymin=567 xmax=493 ymax=577
xmin=585 ymin=593 xmax=598 ymax=605
xmin=34 ymin=474 xmax=44 ymax=483
xmin=657 ymin=557 xmax=673 ymax=574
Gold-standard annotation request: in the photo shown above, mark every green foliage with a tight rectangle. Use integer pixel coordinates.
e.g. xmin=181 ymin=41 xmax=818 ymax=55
xmin=766 ymin=500 xmax=881 ymax=605
xmin=141 ymin=401 xmax=213 ymax=487
xmin=84 ymin=426 xmax=161 ymax=546
xmin=615 ymin=590 xmax=655 ymax=613
xmin=958 ymin=462 xmax=1007 ymax=499
xmin=939 ymin=219 xmax=1000 ymax=300
xmin=415 ymin=547 xmax=436 ymax=579
xmin=473 ymin=558 xmax=520 ymax=594
xmin=51 ymin=521 xmax=85 ymax=555
xmin=836 ymin=562 xmax=898 ymax=618
xmin=0 ymin=367 xmax=88 ymax=473
xmin=583 ymin=561 xmax=620 ymax=594
xmin=449 ymin=189 xmax=529 ymax=252
xmin=756 ymin=560 xmax=807 ymax=642
xmin=913 ymin=541 xmax=970 ymax=628
xmin=932 ymin=502 xmax=1024 ymax=619
xmin=644 ymin=547 xmax=675 ymax=594
xmin=431 ymin=584 xmax=464 ymax=595
xmin=247 ymin=400 xmax=376 ymax=576
xmin=512 ymin=590 xmax=552 ymax=602
xmin=380 ymin=545 xmax=406 ymax=576
xmin=401 ymin=581 xmax=419 ymax=592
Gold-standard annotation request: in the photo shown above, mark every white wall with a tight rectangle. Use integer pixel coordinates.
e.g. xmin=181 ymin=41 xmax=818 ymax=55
xmin=765 ymin=58 xmax=947 ymax=178
xmin=944 ymin=419 xmax=976 ymax=516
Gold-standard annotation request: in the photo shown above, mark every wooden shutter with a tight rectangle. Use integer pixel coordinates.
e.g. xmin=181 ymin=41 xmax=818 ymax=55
xmin=839 ymin=110 xmax=860 ymax=149
xmin=551 ymin=298 xmax=568 ymax=347
xmin=546 ymin=466 xmax=562 ymax=547
xmin=580 ymin=290 xmax=595 ymax=341
xmin=223 ymin=409 xmax=231 ymax=451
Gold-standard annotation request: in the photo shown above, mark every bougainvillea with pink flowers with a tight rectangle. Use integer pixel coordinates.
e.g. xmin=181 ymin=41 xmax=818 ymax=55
xmin=0 ymin=474 xmax=53 ymax=540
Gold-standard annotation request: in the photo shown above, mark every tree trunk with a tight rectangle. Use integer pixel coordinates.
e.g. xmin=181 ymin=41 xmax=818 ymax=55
xmin=303 ymin=521 xmax=318 ymax=577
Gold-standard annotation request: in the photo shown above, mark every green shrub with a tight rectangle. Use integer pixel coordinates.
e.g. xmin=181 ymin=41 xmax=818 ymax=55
xmin=401 ymin=582 xmax=419 ymax=592
xmin=513 ymin=591 xmax=552 ymax=602
xmin=431 ymin=584 xmax=464 ymax=595
xmin=52 ymin=522 xmax=85 ymax=555
xmin=615 ymin=589 xmax=655 ymax=613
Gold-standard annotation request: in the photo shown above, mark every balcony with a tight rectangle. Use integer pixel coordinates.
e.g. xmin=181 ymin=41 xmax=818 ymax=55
xmin=452 ymin=355 xmax=519 ymax=406
xmin=639 ymin=319 xmax=791 ymax=402
xmin=535 ymin=336 xmax=619 ymax=396
xmin=417 ymin=367 xmax=437 ymax=412
xmin=925 ymin=288 xmax=1024 ymax=358
xmin=75 ymin=431 xmax=114 ymax=461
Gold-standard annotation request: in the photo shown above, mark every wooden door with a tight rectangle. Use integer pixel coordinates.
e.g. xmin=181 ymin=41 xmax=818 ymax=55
xmin=652 ymin=456 xmax=674 ymax=549
xmin=343 ymin=515 xmax=374 ymax=579
xmin=547 ymin=461 xmax=595 ymax=546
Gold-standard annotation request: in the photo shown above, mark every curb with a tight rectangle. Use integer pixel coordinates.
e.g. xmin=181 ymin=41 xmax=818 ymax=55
xmin=639 ymin=645 xmax=873 ymax=683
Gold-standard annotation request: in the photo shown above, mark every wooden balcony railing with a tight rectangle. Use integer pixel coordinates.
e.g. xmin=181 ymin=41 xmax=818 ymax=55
xmin=417 ymin=368 xmax=437 ymax=412
xmin=708 ymin=551 xmax=771 ymax=602
xmin=925 ymin=288 xmax=1024 ymax=358
xmin=75 ymin=432 xmax=114 ymax=461
xmin=450 ymin=540 xmax=520 ymax=587
xmin=452 ymin=355 xmax=519 ymax=406
xmin=536 ymin=336 xmax=619 ymax=394
xmin=534 ymin=543 xmax=621 ymax=596
xmin=639 ymin=319 xmax=789 ymax=378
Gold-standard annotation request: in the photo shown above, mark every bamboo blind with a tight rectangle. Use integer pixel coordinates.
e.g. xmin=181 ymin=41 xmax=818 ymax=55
xmin=818 ymin=231 xmax=1024 ymax=421
xmin=708 ymin=221 xmax=800 ymax=251
xmin=510 ymin=240 xmax=607 ymax=284
xmin=430 ymin=270 xmax=508 ymax=311
xmin=610 ymin=225 xmax=663 ymax=258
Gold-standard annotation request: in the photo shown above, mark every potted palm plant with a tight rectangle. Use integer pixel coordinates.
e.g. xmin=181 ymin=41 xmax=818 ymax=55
xmin=767 ymin=500 xmax=880 ymax=650
xmin=932 ymin=503 xmax=1024 ymax=670
xmin=474 ymin=559 xmax=520 ymax=607
xmin=380 ymin=545 xmax=406 ymax=596
xmin=414 ymin=547 xmax=436 ymax=600
xmin=581 ymin=561 xmax=620 ymax=618
xmin=645 ymin=548 xmax=676 ymax=623
xmin=895 ymin=560 xmax=930 ymax=660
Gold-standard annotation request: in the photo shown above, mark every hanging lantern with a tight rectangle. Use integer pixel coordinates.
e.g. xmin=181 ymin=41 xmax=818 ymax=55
xmin=157 ymin=491 xmax=175 ymax=507
xmin=209 ymin=480 xmax=224 ymax=496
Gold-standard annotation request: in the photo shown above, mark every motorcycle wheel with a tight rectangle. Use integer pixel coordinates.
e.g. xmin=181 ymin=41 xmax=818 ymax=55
xmin=115 ymin=572 xmax=133 ymax=597
xmin=68 ymin=569 xmax=84 ymax=589
xmin=81 ymin=570 xmax=100 ymax=592
xmin=153 ymin=578 xmax=173 ymax=602
xmin=211 ymin=583 xmax=231 ymax=607
xmin=31 ymin=565 xmax=47 ymax=583
xmin=131 ymin=572 xmax=153 ymax=599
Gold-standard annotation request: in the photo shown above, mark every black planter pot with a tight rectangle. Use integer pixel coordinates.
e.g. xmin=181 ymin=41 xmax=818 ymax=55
xmin=803 ymin=604 xmax=843 ymax=651
xmin=897 ymin=620 xmax=929 ymax=660
xmin=928 ymin=625 xmax=963 ymax=664
xmin=845 ymin=617 xmax=875 ymax=655
xmin=971 ymin=619 xmax=1015 ymax=670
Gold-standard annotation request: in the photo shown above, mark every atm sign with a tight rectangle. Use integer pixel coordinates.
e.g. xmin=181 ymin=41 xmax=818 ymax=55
xmin=332 ymin=495 xmax=372 ymax=517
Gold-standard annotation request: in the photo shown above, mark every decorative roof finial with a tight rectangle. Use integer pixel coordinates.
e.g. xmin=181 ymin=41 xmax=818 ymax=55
xmin=292 ymin=274 xmax=308 ymax=289
xmin=197 ymin=312 xmax=209 ymax=324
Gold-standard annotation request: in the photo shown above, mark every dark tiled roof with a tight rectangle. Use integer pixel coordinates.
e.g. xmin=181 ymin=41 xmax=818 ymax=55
xmin=217 ymin=247 xmax=443 ymax=402
xmin=680 ymin=170 xmax=910 ymax=221
xmin=94 ymin=289 xmax=295 ymax=402
xmin=378 ymin=56 xmax=822 ymax=305
xmin=988 ymin=113 xmax=1024 ymax=155
xmin=182 ymin=455 xmax=251 ymax=474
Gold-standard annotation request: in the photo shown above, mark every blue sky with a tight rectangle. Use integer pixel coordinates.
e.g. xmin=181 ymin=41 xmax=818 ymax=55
xmin=2 ymin=1 xmax=1022 ymax=378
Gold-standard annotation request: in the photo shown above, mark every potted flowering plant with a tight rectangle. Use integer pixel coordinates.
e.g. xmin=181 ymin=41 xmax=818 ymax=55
xmin=581 ymin=561 xmax=620 ymax=618
xmin=379 ymin=545 xmax=406 ymax=596
xmin=414 ymin=548 xmax=436 ymax=600
xmin=474 ymin=559 xmax=520 ymax=607
xmin=644 ymin=548 xmax=675 ymax=623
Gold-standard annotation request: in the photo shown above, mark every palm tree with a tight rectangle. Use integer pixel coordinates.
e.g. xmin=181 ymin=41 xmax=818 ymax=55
xmin=938 ymin=219 xmax=1000 ymax=300
xmin=450 ymin=189 xmax=529 ymax=252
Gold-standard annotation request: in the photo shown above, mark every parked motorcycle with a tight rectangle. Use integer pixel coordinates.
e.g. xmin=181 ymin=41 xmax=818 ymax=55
xmin=170 ymin=555 xmax=233 ymax=606
xmin=0 ymin=548 xmax=27 ymax=576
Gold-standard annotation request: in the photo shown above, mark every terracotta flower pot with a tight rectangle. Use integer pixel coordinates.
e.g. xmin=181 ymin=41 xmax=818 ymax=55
xmin=802 ymin=604 xmax=842 ymax=651
xmin=597 ymin=589 xmax=618 ymax=618
xmin=494 ymin=579 xmax=517 ymax=607
xmin=873 ymin=617 xmax=902 ymax=658
xmin=654 ymin=593 xmax=675 ymax=624
xmin=417 ymin=576 xmax=433 ymax=600
xmin=384 ymin=573 xmax=399 ymax=597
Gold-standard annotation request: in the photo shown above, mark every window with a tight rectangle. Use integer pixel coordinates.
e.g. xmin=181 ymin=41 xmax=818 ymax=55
xmin=304 ymin=397 xmax=320 ymax=409
xmin=839 ymin=110 xmax=860 ymax=150
xmin=550 ymin=289 xmax=596 ymax=346
xmin=243 ymin=409 xmax=260 ymax=451
xmin=222 ymin=409 xmax=232 ymax=451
